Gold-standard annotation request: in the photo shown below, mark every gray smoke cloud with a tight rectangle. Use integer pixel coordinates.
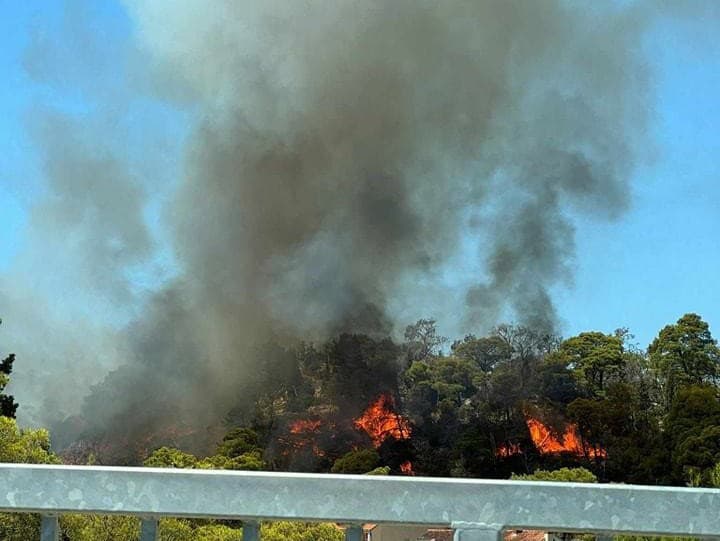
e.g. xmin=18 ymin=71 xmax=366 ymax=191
xmin=6 ymin=0 xmax=682 ymax=451
xmin=125 ymin=0 xmax=649 ymax=338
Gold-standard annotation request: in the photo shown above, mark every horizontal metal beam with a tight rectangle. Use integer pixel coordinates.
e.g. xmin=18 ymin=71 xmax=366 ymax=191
xmin=1 ymin=464 xmax=719 ymax=537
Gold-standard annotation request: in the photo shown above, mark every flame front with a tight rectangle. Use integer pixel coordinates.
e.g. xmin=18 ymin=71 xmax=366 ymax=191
xmin=527 ymin=418 xmax=606 ymax=459
xmin=354 ymin=394 xmax=412 ymax=447
xmin=498 ymin=417 xmax=607 ymax=459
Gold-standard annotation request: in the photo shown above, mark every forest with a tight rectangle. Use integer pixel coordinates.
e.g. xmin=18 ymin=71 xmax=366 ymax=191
xmin=1 ymin=312 xmax=719 ymax=540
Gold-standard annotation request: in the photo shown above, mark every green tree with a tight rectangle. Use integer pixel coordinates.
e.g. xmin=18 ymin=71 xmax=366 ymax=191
xmin=196 ymin=450 xmax=264 ymax=471
xmin=158 ymin=518 xmax=242 ymax=541
xmin=0 ymin=417 xmax=60 ymax=540
xmin=260 ymin=522 xmax=343 ymax=541
xmin=60 ymin=515 xmax=140 ymax=541
xmin=550 ymin=332 xmax=625 ymax=396
xmin=331 ymin=448 xmax=380 ymax=474
xmin=216 ymin=428 xmax=262 ymax=458
xmin=567 ymin=383 xmax=665 ymax=483
xmin=665 ymin=385 xmax=720 ymax=483
xmin=649 ymin=314 xmax=720 ymax=410
xmin=494 ymin=324 xmax=559 ymax=391
xmin=511 ymin=467 xmax=597 ymax=483
xmin=403 ymin=356 xmax=481 ymax=422
xmin=144 ymin=446 xmax=265 ymax=472
xmin=0 ymin=319 xmax=18 ymax=418
xmin=451 ymin=335 xmax=512 ymax=372
xmin=143 ymin=447 xmax=198 ymax=469
xmin=535 ymin=355 xmax=579 ymax=406
xmin=60 ymin=515 xmax=245 ymax=541
xmin=0 ymin=416 xmax=59 ymax=464
xmin=404 ymin=319 xmax=447 ymax=363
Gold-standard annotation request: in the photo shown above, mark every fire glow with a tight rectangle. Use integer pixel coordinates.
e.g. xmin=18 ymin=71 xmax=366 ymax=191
xmin=499 ymin=417 xmax=607 ymax=459
xmin=282 ymin=418 xmax=326 ymax=457
xmin=289 ymin=419 xmax=322 ymax=434
xmin=400 ymin=460 xmax=414 ymax=475
xmin=353 ymin=394 xmax=412 ymax=447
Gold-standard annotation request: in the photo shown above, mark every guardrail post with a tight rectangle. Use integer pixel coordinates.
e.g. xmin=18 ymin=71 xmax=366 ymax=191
xmin=140 ymin=517 xmax=159 ymax=541
xmin=452 ymin=524 xmax=503 ymax=541
xmin=40 ymin=515 xmax=59 ymax=541
xmin=345 ymin=524 xmax=363 ymax=541
xmin=243 ymin=520 xmax=260 ymax=541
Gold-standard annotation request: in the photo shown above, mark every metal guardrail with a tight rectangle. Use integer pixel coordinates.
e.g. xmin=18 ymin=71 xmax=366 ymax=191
xmin=1 ymin=464 xmax=719 ymax=541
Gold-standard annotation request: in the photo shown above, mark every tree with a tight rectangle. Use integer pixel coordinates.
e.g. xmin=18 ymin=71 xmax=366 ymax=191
xmin=535 ymin=355 xmax=579 ymax=406
xmin=511 ymin=467 xmax=597 ymax=483
xmin=665 ymin=385 xmax=720 ymax=482
xmin=402 ymin=356 xmax=481 ymax=423
xmin=196 ymin=450 xmax=264 ymax=471
xmin=494 ymin=324 xmax=559 ymax=391
xmin=143 ymin=447 xmax=198 ymax=469
xmin=324 ymin=333 xmax=402 ymax=413
xmin=451 ymin=335 xmax=512 ymax=372
xmin=550 ymin=332 xmax=625 ymax=396
xmin=649 ymin=313 xmax=720 ymax=410
xmin=158 ymin=519 xmax=242 ymax=541
xmin=144 ymin=445 xmax=266 ymax=472
xmin=0 ymin=416 xmax=59 ymax=464
xmin=215 ymin=428 xmax=263 ymax=458
xmin=0 ymin=322 xmax=54 ymax=539
xmin=331 ymin=449 xmax=380 ymax=474
xmin=0 ymin=319 xmax=18 ymax=418
xmin=60 ymin=515 xmax=140 ymax=541
xmin=567 ymin=383 xmax=665 ymax=484
xmin=0 ymin=417 xmax=59 ymax=540
xmin=404 ymin=319 xmax=447 ymax=363
xmin=260 ymin=522 xmax=343 ymax=541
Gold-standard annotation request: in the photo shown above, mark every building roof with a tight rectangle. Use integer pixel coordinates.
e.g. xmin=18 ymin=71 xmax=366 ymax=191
xmin=505 ymin=530 xmax=547 ymax=541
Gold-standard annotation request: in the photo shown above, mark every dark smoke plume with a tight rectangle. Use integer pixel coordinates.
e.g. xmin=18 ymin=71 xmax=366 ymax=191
xmin=6 ymin=0 xmax=675 ymax=452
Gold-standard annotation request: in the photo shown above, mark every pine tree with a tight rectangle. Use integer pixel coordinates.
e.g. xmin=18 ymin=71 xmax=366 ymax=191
xmin=0 ymin=319 xmax=18 ymax=418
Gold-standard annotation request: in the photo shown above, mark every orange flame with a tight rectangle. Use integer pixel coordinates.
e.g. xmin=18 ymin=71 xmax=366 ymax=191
xmin=497 ymin=417 xmax=606 ymax=459
xmin=400 ymin=460 xmax=414 ymax=475
xmin=497 ymin=442 xmax=522 ymax=458
xmin=527 ymin=418 xmax=606 ymax=459
xmin=281 ymin=418 xmax=326 ymax=458
xmin=290 ymin=419 xmax=322 ymax=434
xmin=354 ymin=394 xmax=412 ymax=447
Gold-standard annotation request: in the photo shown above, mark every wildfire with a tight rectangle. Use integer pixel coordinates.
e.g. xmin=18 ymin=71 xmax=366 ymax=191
xmin=400 ymin=460 xmax=415 ymax=475
xmin=281 ymin=418 xmax=327 ymax=458
xmin=497 ymin=442 xmax=521 ymax=458
xmin=289 ymin=419 xmax=322 ymax=434
xmin=527 ymin=418 xmax=606 ymax=459
xmin=354 ymin=394 xmax=412 ymax=447
xmin=498 ymin=417 xmax=607 ymax=459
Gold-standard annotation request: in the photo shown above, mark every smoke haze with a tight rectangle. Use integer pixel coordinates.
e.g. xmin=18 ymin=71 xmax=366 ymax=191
xmin=3 ymin=0 xmax=675 ymax=449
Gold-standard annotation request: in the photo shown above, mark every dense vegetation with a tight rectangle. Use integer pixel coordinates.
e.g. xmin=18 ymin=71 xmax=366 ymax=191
xmin=208 ymin=312 xmax=720 ymax=487
xmin=1 ymin=313 xmax=719 ymax=539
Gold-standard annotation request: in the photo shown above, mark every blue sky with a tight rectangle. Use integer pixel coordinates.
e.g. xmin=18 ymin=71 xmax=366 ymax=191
xmin=0 ymin=1 xmax=718 ymax=352
xmin=553 ymin=11 xmax=720 ymax=346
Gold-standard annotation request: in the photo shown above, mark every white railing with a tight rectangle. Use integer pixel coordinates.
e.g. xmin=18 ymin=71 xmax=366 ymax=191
xmin=1 ymin=464 xmax=719 ymax=540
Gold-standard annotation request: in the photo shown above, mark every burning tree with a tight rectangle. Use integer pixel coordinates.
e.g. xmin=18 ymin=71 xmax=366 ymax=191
xmin=354 ymin=394 xmax=412 ymax=448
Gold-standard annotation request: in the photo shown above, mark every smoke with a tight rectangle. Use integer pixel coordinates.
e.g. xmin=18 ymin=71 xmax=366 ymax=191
xmin=5 ymin=0 xmax=673 ymax=450
xmin=124 ymin=0 xmax=650 ymax=337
